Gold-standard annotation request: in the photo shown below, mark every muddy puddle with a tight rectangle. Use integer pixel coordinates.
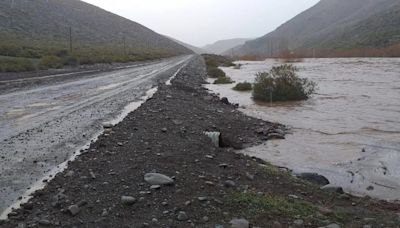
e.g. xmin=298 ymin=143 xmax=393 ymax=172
xmin=206 ymin=58 xmax=400 ymax=201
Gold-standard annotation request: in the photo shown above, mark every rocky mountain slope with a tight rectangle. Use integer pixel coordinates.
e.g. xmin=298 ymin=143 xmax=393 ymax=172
xmin=0 ymin=0 xmax=190 ymax=59
xmin=230 ymin=0 xmax=400 ymax=56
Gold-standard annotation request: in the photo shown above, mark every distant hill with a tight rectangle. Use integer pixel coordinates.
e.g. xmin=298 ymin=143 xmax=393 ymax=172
xmin=230 ymin=0 xmax=400 ymax=57
xmin=202 ymin=38 xmax=250 ymax=55
xmin=0 ymin=0 xmax=191 ymax=63
xmin=166 ymin=36 xmax=205 ymax=54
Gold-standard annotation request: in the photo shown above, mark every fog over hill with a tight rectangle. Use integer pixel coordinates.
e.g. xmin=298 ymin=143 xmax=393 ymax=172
xmin=202 ymin=38 xmax=250 ymax=55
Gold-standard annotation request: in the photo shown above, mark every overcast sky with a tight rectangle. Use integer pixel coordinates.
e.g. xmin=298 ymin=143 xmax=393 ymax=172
xmin=82 ymin=0 xmax=319 ymax=47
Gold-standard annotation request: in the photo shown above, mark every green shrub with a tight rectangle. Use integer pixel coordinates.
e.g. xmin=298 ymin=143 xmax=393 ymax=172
xmin=207 ymin=67 xmax=226 ymax=78
xmin=214 ymin=76 xmax=234 ymax=84
xmin=38 ymin=55 xmax=63 ymax=70
xmin=233 ymin=81 xmax=252 ymax=91
xmin=0 ymin=58 xmax=35 ymax=72
xmin=202 ymin=54 xmax=235 ymax=67
xmin=252 ymin=64 xmax=316 ymax=102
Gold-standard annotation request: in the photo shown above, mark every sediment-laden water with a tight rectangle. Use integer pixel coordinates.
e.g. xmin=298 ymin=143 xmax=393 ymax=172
xmin=206 ymin=58 xmax=400 ymax=201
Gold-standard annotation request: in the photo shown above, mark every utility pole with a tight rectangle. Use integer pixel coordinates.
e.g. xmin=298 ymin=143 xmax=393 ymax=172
xmin=123 ymin=35 xmax=126 ymax=56
xmin=69 ymin=26 xmax=73 ymax=53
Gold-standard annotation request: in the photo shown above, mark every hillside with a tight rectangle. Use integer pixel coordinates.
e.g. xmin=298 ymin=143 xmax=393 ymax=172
xmin=0 ymin=0 xmax=191 ymax=69
xmin=202 ymin=38 xmax=250 ymax=55
xmin=230 ymin=0 xmax=400 ymax=57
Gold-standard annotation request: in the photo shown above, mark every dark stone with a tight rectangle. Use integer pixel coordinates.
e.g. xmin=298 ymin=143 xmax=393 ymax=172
xmin=220 ymin=97 xmax=230 ymax=105
xmin=298 ymin=173 xmax=330 ymax=186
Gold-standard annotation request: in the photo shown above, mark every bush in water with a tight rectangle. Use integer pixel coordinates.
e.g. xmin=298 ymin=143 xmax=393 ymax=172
xmin=252 ymin=64 xmax=316 ymax=102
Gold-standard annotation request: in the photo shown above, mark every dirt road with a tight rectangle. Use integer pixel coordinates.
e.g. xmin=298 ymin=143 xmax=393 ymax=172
xmin=0 ymin=55 xmax=193 ymax=214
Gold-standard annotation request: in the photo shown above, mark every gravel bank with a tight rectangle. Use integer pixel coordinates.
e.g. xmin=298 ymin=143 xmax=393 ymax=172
xmin=1 ymin=56 xmax=399 ymax=227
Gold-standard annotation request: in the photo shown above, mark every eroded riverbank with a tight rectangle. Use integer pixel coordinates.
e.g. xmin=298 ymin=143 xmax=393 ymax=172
xmin=1 ymin=56 xmax=399 ymax=227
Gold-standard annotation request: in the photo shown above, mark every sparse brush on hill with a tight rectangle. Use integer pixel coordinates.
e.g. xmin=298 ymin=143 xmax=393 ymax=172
xmin=0 ymin=58 xmax=35 ymax=72
xmin=233 ymin=82 xmax=252 ymax=91
xmin=252 ymin=64 xmax=316 ymax=102
xmin=0 ymin=0 xmax=191 ymax=72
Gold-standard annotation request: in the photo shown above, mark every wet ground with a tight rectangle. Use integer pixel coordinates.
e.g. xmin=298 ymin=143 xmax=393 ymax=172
xmin=0 ymin=55 xmax=192 ymax=214
xmin=2 ymin=56 xmax=398 ymax=228
xmin=206 ymin=58 xmax=400 ymax=201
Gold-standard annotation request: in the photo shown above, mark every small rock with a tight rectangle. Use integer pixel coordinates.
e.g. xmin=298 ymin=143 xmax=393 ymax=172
xmin=177 ymin=211 xmax=188 ymax=221
xmin=363 ymin=225 xmax=372 ymax=228
xmin=293 ymin=219 xmax=304 ymax=226
xmin=326 ymin=224 xmax=341 ymax=228
xmin=202 ymin=216 xmax=209 ymax=222
xmin=221 ymin=97 xmax=230 ymax=104
xmin=150 ymin=185 xmax=161 ymax=190
xmin=205 ymin=181 xmax=215 ymax=186
xmin=161 ymin=128 xmax=167 ymax=132
xmin=198 ymin=196 xmax=208 ymax=201
xmin=38 ymin=220 xmax=51 ymax=226
xmin=224 ymin=180 xmax=236 ymax=188
xmin=67 ymin=204 xmax=80 ymax=216
xmin=152 ymin=218 xmax=158 ymax=223
xmin=144 ymin=173 xmax=174 ymax=185
xmin=230 ymin=218 xmax=250 ymax=228
xmin=245 ymin=172 xmax=254 ymax=180
xmin=366 ymin=186 xmax=374 ymax=191
xmin=121 ymin=196 xmax=137 ymax=205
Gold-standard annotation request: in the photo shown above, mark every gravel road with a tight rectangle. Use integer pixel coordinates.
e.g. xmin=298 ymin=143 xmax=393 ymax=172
xmin=0 ymin=55 xmax=192 ymax=215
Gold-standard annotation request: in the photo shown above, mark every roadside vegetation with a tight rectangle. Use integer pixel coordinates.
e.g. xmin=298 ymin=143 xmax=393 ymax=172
xmin=203 ymin=54 xmax=235 ymax=85
xmin=252 ymin=64 xmax=316 ymax=102
xmin=0 ymin=35 xmax=181 ymax=72
xmin=0 ymin=57 xmax=35 ymax=72
xmin=233 ymin=81 xmax=252 ymax=91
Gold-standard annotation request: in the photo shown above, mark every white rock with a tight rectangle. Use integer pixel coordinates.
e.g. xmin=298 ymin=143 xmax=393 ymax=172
xmin=144 ymin=173 xmax=174 ymax=185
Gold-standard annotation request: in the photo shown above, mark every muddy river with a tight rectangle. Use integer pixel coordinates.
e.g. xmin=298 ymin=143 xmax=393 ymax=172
xmin=206 ymin=58 xmax=400 ymax=201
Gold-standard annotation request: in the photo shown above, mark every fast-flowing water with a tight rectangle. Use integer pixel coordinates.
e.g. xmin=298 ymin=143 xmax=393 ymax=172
xmin=206 ymin=58 xmax=400 ymax=201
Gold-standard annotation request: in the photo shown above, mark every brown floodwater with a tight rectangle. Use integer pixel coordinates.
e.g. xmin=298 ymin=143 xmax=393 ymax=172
xmin=206 ymin=58 xmax=400 ymax=201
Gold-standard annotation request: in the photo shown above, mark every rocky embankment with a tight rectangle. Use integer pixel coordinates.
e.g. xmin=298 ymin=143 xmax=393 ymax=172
xmin=1 ymin=56 xmax=399 ymax=227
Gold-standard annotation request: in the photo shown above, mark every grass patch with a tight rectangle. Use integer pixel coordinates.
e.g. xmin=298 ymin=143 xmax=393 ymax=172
xmin=252 ymin=64 xmax=317 ymax=102
xmin=227 ymin=192 xmax=317 ymax=219
xmin=233 ymin=81 xmax=252 ymax=91
xmin=0 ymin=58 xmax=35 ymax=72
xmin=214 ymin=76 xmax=234 ymax=84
